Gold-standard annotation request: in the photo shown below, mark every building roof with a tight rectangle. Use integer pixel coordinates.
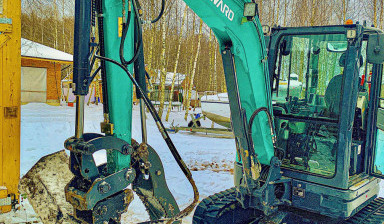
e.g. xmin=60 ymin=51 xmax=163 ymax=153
xmin=154 ymin=71 xmax=186 ymax=87
xmin=21 ymin=38 xmax=73 ymax=62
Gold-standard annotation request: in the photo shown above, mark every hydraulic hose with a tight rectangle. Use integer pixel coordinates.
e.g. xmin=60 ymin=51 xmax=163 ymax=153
xmin=247 ymin=107 xmax=285 ymax=159
xmin=95 ymin=55 xmax=199 ymax=223
xmin=248 ymin=107 xmax=275 ymax=150
xmin=120 ymin=0 xmax=142 ymax=66
xmin=150 ymin=0 xmax=165 ymax=23
xmin=119 ymin=0 xmax=132 ymax=66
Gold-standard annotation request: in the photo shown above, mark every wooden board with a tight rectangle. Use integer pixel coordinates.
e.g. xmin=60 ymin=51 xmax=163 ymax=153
xmin=0 ymin=0 xmax=21 ymax=213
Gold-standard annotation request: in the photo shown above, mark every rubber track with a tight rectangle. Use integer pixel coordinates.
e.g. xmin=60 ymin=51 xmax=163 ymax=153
xmin=344 ymin=197 xmax=384 ymax=224
xmin=192 ymin=187 xmax=262 ymax=224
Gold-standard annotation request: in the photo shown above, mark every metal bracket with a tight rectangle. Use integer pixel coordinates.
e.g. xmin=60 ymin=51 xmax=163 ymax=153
xmin=4 ymin=107 xmax=18 ymax=119
xmin=100 ymin=122 xmax=114 ymax=135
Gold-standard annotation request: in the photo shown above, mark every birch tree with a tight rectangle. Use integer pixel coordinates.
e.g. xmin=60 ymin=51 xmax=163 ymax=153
xmin=183 ymin=11 xmax=196 ymax=109
xmin=157 ymin=14 xmax=168 ymax=119
xmin=165 ymin=5 xmax=188 ymax=121
xmin=208 ymin=29 xmax=213 ymax=90
xmin=214 ymin=41 xmax=218 ymax=93
xmin=184 ymin=19 xmax=203 ymax=120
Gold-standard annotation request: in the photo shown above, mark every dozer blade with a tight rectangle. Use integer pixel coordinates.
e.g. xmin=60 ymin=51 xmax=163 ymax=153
xmin=19 ymin=150 xmax=79 ymax=223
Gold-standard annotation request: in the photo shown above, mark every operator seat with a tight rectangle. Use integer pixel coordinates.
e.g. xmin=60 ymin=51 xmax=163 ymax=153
xmin=324 ymin=52 xmax=346 ymax=118
xmin=324 ymin=75 xmax=343 ymax=118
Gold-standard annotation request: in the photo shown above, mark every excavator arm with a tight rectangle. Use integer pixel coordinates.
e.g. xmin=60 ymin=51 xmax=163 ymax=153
xmin=21 ymin=0 xmax=278 ymax=223
xmin=183 ymin=0 xmax=276 ymax=192
xmin=67 ymin=0 xmax=277 ymax=222
xmin=184 ymin=1 xmax=287 ymax=218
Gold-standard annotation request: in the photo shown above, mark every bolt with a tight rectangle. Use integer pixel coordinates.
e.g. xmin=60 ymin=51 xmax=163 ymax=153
xmin=156 ymin=170 xmax=162 ymax=176
xmin=223 ymin=51 xmax=227 ymax=54
xmin=122 ymin=144 xmax=133 ymax=155
xmin=98 ymin=181 xmax=111 ymax=194
xmin=102 ymin=205 xmax=108 ymax=214
xmin=125 ymin=169 xmax=135 ymax=182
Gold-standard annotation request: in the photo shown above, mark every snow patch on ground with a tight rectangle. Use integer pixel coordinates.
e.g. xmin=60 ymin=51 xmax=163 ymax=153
xmin=3 ymin=103 xmax=235 ymax=223
xmin=2 ymin=102 xmax=384 ymax=223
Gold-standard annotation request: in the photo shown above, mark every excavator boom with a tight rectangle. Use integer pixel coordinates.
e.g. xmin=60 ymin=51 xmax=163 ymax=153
xmin=20 ymin=0 xmax=276 ymax=223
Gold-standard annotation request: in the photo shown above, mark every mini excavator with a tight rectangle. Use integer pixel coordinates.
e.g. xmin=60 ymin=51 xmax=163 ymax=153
xmin=20 ymin=0 xmax=384 ymax=223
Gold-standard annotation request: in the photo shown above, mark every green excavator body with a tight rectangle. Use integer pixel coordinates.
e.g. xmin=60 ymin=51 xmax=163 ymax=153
xmin=184 ymin=0 xmax=275 ymax=165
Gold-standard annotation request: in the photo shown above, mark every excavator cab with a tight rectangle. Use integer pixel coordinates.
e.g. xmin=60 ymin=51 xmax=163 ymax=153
xmin=265 ymin=24 xmax=384 ymax=220
xmin=271 ymin=31 xmax=350 ymax=176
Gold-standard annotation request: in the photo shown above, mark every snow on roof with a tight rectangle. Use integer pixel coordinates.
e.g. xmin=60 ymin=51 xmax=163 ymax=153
xmin=153 ymin=71 xmax=186 ymax=87
xmin=21 ymin=38 xmax=73 ymax=62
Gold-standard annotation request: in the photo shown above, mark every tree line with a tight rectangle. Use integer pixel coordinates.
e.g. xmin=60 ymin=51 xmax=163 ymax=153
xmin=21 ymin=0 xmax=384 ymax=116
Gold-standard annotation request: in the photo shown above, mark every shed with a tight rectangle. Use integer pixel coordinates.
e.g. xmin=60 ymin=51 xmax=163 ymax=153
xmin=21 ymin=38 xmax=73 ymax=105
xmin=150 ymin=71 xmax=186 ymax=103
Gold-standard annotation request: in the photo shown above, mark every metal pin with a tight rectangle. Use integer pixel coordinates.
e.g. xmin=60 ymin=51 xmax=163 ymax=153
xmin=140 ymin=99 xmax=147 ymax=144
xmin=75 ymin=95 xmax=85 ymax=139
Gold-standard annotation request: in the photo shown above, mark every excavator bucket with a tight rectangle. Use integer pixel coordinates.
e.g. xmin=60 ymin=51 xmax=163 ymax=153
xmin=18 ymin=150 xmax=78 ymax=223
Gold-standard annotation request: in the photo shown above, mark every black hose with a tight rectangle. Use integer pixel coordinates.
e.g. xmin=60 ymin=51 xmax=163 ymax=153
xmin=119 ymin=0 xmax=132 ymax=66
xmin=120 ymin=0 xmax=142 ymax=66
xmin=95 ymin=55 xmax=199 ymax=223
xmin=88 ymin=66 xmax=101 ymax=85
xmin=247 ymin=107 xmax=276 ymax=154
xmin=150 ymin=0 xmax=165 ymax=23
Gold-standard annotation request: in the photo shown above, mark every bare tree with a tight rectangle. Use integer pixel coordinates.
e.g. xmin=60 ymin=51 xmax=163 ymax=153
xmin=184 ymin=18 xmax=203 ymax=120
xmin=165 ymin=5 xmax=188 ymax=121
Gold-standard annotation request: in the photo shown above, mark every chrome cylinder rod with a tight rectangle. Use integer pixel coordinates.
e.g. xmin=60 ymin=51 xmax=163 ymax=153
xmin=140 ymin=98 xmax=147 ymax=144
xmin=75 ymin=95 xmax=85 ymax=139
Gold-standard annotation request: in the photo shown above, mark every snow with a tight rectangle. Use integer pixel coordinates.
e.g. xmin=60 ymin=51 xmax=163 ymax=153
xmin=12 ymin=103 xmax=235 ymax=223
xmin=153 ymin=71 xmax=186 ymax=87
xmin=2 ymin=102 xmax=384 ymax=223
xmin=200 ymin=92 xmax=228 ymax=102
xmin=21 ymin=38 xmax=73 ymax=62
